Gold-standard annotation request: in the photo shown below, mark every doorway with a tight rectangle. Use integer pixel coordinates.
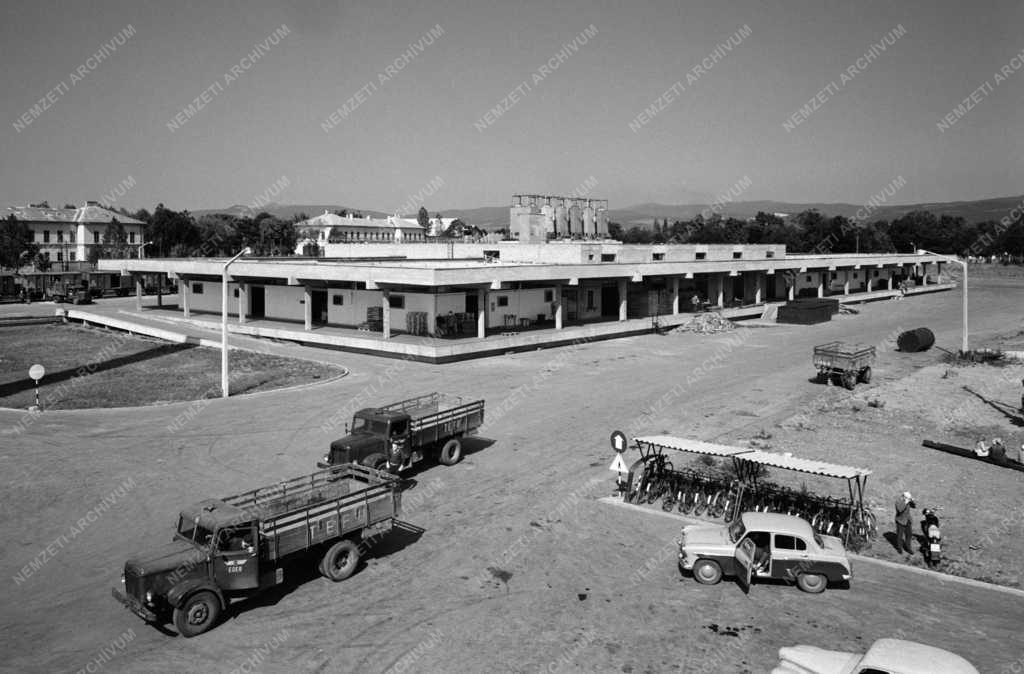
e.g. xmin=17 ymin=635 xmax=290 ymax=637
xmin=250 ymin=286 xmax=265 ymax=319
xmin=312 ymin=289 xmax=328 ymax=325
xmin=600 ymin=284 xmax=618 ymax=318
xmin=465 ymin=292 xmax=478 ymax=316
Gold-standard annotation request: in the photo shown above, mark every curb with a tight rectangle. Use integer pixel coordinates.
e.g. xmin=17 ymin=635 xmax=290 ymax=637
xmin=598 ymin=496 xmax=1024 ymax=599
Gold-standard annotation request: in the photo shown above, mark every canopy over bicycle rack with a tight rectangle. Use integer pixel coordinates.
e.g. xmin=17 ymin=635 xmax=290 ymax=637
xmin=632 ymin=434 xmax=872 ymax=519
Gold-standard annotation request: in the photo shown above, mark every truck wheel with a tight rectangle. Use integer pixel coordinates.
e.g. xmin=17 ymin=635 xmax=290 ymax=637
xmin=841 ymin=372 xmax=857 ymax=390
xmin=321 ymin=540 xmax=360 ymax=582
xmin=816 ymin=370 xmax=828 ymax=384
xmin=173 ymin=591 xmax=221 ymax=638
xmin=796 ymin=572 xmax=827 ymax=594
xmin=693 ymin=559 xmax=722 ymax=585
xmin=439 ymin=438 xmax=462 ymax=466
xmin=859 ymin=366 xmax=872 ymax=383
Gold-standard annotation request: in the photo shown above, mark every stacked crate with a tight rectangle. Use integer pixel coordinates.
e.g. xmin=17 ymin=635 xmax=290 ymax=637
xmin=405 ymin=311 xmax=428 ymax=336
xmin=366 ymin=306 xmax=384 ymax=332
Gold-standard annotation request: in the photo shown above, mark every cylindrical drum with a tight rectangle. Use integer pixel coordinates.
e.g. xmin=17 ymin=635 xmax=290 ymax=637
xmin=897 ymin=327 xmax=935 ymax=352
xmin=555 ymin=205 xmax=568 ymax=237
xmin=596 ymin=208 xmax=608 ymax=236
xmin=583 ymin=206 xmax=595 ymax=235
xmin=569 ymin=205 xmax=582 ymax=235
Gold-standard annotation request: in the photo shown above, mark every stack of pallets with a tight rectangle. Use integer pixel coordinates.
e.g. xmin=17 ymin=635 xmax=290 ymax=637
xmin=405 ymin=311 xmax=428 ymax=336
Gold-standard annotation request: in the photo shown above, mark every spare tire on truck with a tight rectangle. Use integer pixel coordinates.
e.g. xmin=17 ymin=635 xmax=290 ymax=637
xmin=897 ymin=327 xmax=935 ymax=352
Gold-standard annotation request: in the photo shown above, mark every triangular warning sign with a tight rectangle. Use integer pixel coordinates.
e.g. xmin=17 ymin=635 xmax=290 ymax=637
xmin=609 ymin=454 xmax=629 ymax=473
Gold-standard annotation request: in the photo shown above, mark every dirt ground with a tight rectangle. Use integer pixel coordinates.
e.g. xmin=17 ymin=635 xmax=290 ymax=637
xmin=1 ymin=272 xmax=1023 ymax=673
xmin=0 ymin=323 xmax=342 ymax=409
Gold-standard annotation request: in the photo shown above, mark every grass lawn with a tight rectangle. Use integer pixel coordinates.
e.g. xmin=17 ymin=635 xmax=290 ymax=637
xmin=0 ymin=323 xmax=341 ymax=409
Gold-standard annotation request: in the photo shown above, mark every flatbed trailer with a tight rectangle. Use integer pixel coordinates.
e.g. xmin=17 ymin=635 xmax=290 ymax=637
xmin=813 ymin=341 xmax=876 ymax=389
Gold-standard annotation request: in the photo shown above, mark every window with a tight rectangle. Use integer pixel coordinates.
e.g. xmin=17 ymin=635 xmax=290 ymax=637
xmin=497 ymin=296 xmax=509 ymax=307
xmin=43 ymin=252 xmax=50 ymax=261
xmin=69 ymin=231 xmax=75 ymax=243
xmin=853 ymin=273 xmax=858 ymax=279
xmin=129 ymin=232 xmax=136 ymax=244
xmin=600 ymin=253 xmax=616 ymax=262
xmin=192 ymin=283 xmax=204 ymax=294
xmin=69 ymin=252 xmax=76 ymax=262
xmin=57 ymin=252 xmax=63 ymax=262
xmin=333 ymin=295 xmax=344 ymax=306
xmin=874 ymin=270 xmax=880 ymax=277
xmin=43 ymin=230 xmax=50 ymax=243
xmin=57 ymin=231 xmax=64 ymax=243
xmin=543 ymin=290 xmax=553 ymax=302
xmin=93 ymin=232 xmax=100 ymax=244
xmin=233 ymin=288 xmax=239 ymax=298
xmin=831 ymin=272 xmax=838 ymax=280
xmin=387 ymin=294 xmax=404 ymax=309
xmin=586 ymin=290 xmax=596 ymax=310
xmin=695 ymin=252 xmax=706 ymax=260
xmin=806 ymin=275 xmax=812 ymax=282
xmin=588 ymin=254 xmax=594 ymax=261
xmin=773 ymin=535 xmax=807 ymax=551
xmin=653 ymin=253 xmax=665 ymax=261
xmin=484 ymin=250 xmax=500 ymax=261
xmin=766 ymin=250 xmax=775 ymax=258
xmin=732 ymin=251 xmax=742 ymax=259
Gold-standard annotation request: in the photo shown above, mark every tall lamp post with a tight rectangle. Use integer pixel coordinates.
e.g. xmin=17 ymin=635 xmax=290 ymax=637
xmin=920 ymin=249 xmax=968 ymax=354
xmin=222 ymin=247 xmax=252 ymax=397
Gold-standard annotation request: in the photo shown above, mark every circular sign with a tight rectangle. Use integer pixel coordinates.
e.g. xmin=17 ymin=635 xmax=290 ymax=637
xmin=610 ymin=430 xmax=628 ymax=453
xmin=28 ymin=364 xmax=45 ymax=381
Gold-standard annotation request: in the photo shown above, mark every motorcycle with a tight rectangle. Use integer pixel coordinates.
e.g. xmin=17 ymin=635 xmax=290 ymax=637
xmin=921 ymin=507 xmax=942 ymax=566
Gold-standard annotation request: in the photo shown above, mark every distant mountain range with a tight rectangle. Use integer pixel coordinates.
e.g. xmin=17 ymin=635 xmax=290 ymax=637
xmin=192 ymin=194 xmax=1024 ymax=231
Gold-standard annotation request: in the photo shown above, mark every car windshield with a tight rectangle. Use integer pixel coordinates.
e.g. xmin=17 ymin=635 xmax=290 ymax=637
xmin=177 ymin=517 xmax=214 ymax=547
xmin=727 ymin=518 xmax=746 ymax=543
xmin=351 ymin=416 xmax=388 ymax=434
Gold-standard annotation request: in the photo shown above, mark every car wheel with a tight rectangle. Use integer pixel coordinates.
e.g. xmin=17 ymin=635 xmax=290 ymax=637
xmin=796 ymin=572 xmax=827 ymax=593
xmin=173 ymin=591 xmax=221 ymax=638
xmin=859 ymin=366 xmax=872 ymax=383
xmin=439 ymin=438 xmax=462 ymax=465
xmin=693 ymin=559 xmax=722 ymax=585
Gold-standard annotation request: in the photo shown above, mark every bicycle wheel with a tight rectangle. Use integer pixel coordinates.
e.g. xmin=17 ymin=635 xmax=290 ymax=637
xmin=710 ymin=492 xmax=726 ymax=518
xmin=679 ymin=489 xmax=695 ymax=514
xmin=863 ymin=510 xmax=878 ymax=539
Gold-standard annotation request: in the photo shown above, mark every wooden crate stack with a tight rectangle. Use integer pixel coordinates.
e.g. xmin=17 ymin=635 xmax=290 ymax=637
xmin=405 ymin=311 xmax=428 ymax=336
xmin=366 ymin=306 xmax=384 ymax=332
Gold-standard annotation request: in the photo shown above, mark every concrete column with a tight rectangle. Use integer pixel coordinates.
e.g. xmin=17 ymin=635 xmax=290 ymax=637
xmin=382 ymin=290 xmax=391 ymax=339
xmin=157 ymin=275 xmax=163 ymax=308
xmin=888 ymin=273 xmax=894 ymax=290
xmin=843 ymin=274 xmax=850 ymax=295
xmin=238 ymin=283 xmax=248 ymax=324
xmin=303 ymin=286 xmax=312 ymax=331
xmin=936 ymin=262 xmax=943 ymax=283
xmin=182 ymin=280 xmax=190 ymax=318
xmin=618 ymin=279 xmax=628 ymax=321
xmin=135 ymin=275 xmax=143 ymax=311
xmin=866 ymin=276 xmax=873 ymax=292
xmin=922 ymin=265 xmax=929 ymax=285
xmin=554 ymin=284 xmax=564 ymax=330
xmin=754 ymin=274 xmax=762 ymax=304
xmin=477 ymin=287 xmax=487 ymax=339
xmin=671 ymin=277 xmax=680 ymax=315
xmin=787 ymin=283 xmax=795 ymax=301
xmin=817 ymin=273 xmax=824 ymax=298
xmin=715 ymin=274 xmax=724 ymax=308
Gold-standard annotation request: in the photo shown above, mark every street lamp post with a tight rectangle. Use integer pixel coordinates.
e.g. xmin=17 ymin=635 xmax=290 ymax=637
xmin=920 ymin=249 xmax=968 ymax=354
xmin=222 ymin=247 xmax=252 ymax=397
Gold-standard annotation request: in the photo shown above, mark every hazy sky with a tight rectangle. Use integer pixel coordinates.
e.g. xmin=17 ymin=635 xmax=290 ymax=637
xmin=1 ymin=0 xmax=1021 ymax=213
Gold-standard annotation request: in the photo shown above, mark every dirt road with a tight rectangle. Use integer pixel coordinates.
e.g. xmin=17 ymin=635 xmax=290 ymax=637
xmin=2 ymin=281 xmax=1023 ymax=673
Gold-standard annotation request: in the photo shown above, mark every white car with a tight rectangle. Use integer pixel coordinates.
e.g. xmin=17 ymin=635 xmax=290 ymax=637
xmin=771 ymin=638 xmax=979 ymax=674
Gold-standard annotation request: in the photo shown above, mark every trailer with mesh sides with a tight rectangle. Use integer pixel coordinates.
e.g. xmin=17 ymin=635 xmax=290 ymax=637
xmin=813 ymin=341 xmax=876 ymax=389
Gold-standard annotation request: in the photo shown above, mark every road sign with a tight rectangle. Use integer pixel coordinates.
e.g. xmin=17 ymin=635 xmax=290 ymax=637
xmin=609 ymin=454 xmax=629 ymax=473
xmin=610 ymin=430 xmax=627 ymax=453
xmin=28 ymin=364 xmax=45 ymax=381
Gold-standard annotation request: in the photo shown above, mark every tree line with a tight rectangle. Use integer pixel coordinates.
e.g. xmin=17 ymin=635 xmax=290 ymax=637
xmin=607 ymin=209 xmax=1024 ymax=259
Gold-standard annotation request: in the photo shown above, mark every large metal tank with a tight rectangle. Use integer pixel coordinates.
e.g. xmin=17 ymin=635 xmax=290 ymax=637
xmin=555 ymin=204 xmax=568 ymax=237
xmin=596 ymin=208 xmax=608 ymax=237
xmin=569 ymin=205 xmax=582 ymax=236
xmin=583 ymin=206 xmax=595 ymax=236
xmin=541 ymin=204 xmax=555 ymax=238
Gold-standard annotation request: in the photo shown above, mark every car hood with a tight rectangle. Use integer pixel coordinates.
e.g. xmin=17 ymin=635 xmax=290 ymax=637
xmin=771 ymin=645 xmax=861 ymax=674
xmin=819 ymin=535 xmax=850 ymax=562
xmin=126 ymin=539 xmax=207 ymax=577
xmin=680 ymin=524 xmax=732 ymax=550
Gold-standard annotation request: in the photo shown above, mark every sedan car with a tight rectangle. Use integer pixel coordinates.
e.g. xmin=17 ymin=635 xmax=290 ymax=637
xmin=678 ymin=511 xmax=851 ymax=593
xmin=771 ymin=638 xmax=979 ymax=673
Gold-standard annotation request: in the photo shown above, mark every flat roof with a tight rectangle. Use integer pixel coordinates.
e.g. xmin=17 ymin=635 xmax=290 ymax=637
xmin=737 ymin=449 xmax=871 ymax=479
xmin=635 ymin=435 xmax=753 ymax=458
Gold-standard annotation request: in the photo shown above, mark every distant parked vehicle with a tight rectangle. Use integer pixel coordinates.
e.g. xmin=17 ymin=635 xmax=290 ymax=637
xmin=813 ymin=341 xmax=876 ymax=389
xmin=678 ymin=512 xmax=851 ymax=593
xmin=771 ymin=638 xmax=978 ymax=673
xmin=319 ymin=392 xmax=485 ymax=473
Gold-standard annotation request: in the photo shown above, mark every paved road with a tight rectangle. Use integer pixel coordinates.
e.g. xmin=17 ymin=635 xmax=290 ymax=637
xmin=1 ymin=284 xmax=1022 ymax=673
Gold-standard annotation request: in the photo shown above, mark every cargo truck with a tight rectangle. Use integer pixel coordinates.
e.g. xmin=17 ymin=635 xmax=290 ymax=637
xmin=319 ymin=392 xmax=485 ymax=473
xmin=112 ymin=464 xmax=401 ymax=637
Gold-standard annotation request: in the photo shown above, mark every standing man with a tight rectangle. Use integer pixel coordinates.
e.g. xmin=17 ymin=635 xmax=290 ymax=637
xmin=894 ymin=491 xmax=916 ymax=555
xmin=690 ymin=292 xmax=701 ymax=313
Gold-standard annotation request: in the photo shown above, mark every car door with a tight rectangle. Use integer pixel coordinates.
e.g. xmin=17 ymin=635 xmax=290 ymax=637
xmin=772 ymin=534 xmax=810 ymax=582
xmin=734 ymin=537 xmax=756 ymax=594
xmin=213 ymin=523 xmax=259 ymax=590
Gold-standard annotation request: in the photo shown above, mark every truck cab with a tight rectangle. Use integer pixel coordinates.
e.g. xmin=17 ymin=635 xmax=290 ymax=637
xmin=324 ymin=409 xmax=413 ymax=471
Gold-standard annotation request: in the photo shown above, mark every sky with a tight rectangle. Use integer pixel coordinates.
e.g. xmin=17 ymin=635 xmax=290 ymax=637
xmin=1 ymin=0 xmax=1021 ymax=213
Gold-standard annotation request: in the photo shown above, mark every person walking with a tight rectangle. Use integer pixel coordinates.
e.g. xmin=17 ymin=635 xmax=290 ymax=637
xmin=894 ymin=491 xmax=916 ymax=555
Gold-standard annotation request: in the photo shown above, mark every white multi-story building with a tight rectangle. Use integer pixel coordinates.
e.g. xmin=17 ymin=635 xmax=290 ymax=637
xmin=4 ymin=201 xmax=146 ymax=265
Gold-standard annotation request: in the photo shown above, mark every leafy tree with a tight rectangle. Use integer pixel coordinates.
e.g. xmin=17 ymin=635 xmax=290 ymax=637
xmin=63 ymin=203 xmax=77 ymax=209
xmin=29 ymin=201 xmax=50 ymax=208
xmin=417 ymin=206 xmax=429 ymax=230
xmin=33 ymin=252 xmax=51 ymax=271
xmin=102 ymin=218 xmax=131 ymax=258
xmin=0 ymin=215 xmax=38 ymax=269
